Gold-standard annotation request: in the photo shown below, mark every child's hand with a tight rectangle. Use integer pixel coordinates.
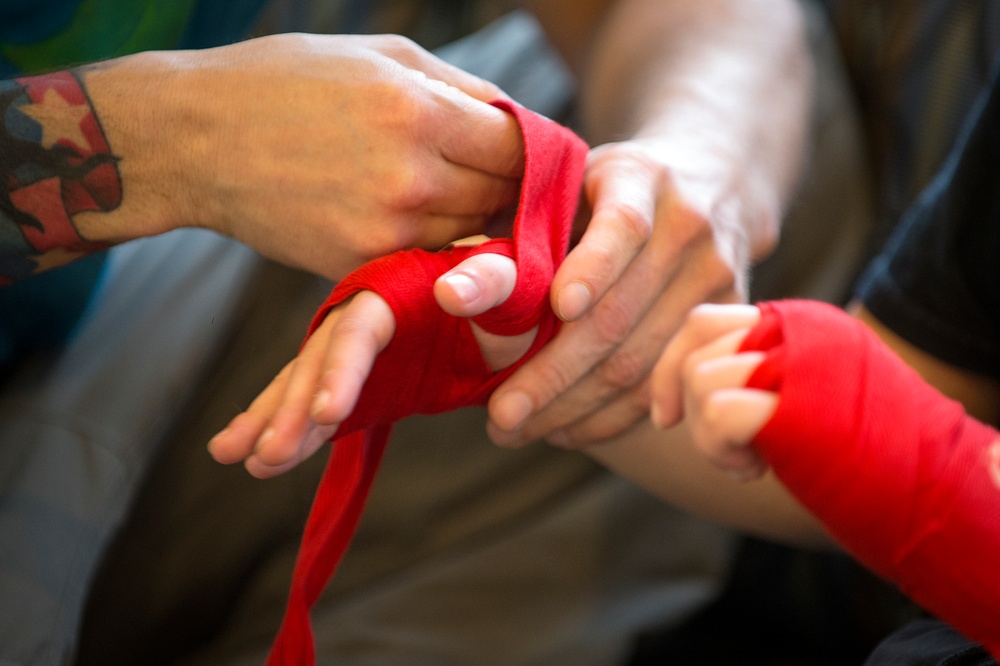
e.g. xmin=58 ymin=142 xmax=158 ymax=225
xmin=208 ymin=248 xmax=529 ymax=479
xmin=650 ymin=303 xmax=778 ymax=481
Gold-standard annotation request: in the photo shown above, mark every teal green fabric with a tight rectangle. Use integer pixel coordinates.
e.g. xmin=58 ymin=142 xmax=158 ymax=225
xmin=0 ymin=0 xmax=268 ymax=77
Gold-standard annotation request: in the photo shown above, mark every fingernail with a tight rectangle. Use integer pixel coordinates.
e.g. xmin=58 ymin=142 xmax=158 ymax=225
xmin=312 ymin=389 xmax=330 ymax=419
xmin=493 ymin=391 xmax=533 ymax=431
xmin=557 ymin=282 xmax=591 ymax=321
xmin=443 ymin=272 xmax=480 ymax=304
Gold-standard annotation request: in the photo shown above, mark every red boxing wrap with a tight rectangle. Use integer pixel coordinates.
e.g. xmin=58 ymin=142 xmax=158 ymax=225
xmin=265 ymin=100 xmax=588 ymax=665
xmin=740 ymin=300 xmax=1000 ymax=656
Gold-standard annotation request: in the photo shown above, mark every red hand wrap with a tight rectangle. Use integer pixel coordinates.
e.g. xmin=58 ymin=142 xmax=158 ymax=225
xmin=265 ymin=100 xmax=588 ymax=665
xmin=740 ymin=299 xmax=1000 ymax=656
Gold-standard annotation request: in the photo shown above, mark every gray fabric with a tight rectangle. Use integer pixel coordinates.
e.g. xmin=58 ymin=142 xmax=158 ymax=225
xmin=0 ymin=230 xmax=258 ymax=665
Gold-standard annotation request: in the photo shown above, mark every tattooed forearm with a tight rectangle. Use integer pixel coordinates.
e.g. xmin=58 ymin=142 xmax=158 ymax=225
xmin=1 ymin=70 xmax=121 ymax=285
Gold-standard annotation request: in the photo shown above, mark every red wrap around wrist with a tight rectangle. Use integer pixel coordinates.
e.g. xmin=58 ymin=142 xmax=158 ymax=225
xmin=741 ymin=299 xmax=1000 ymax=656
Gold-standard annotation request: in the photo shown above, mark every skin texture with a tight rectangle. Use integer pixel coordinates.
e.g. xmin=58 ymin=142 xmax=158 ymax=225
xmin=649 ymin=302 xmax=773 ymax=479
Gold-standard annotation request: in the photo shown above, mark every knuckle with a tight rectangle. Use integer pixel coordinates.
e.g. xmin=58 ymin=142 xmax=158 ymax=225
xmin=381 ymin=161 xmax=433 ymax=210
xmin=373 ymin=34 xmax=421 ymax=60
xmin=666 ymin=201 xmax=712 ymax=247
xmin=610 ymin=201 xmax=653 ymax=245
xmin=587 ymin=140 xmax=650 ymax=173
xmin=332 ymin=309 xmax=371 ymax=342
xmin=574 ymin=240 xmax=619 ymax=288
xmin=589 ymin=299 xmax=633 ymax=349
xmin=596 ymin=347 xmax=649 ymax=393
xmin=259 ymin=32 xmax=305 ymax=53
xmin=523 ymin=359 xmax=577 ymax=405
xmin=369 ymin=79 xmax=425 ymax=123
xmin=336 ymin=298 xmax=389 ymax=347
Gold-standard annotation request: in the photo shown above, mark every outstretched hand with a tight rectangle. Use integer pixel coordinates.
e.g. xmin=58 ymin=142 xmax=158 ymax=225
xmin=650 ymin=303 xmax=778 ymax=481
xmin=208 ymin=247 xmax=529 ymax=478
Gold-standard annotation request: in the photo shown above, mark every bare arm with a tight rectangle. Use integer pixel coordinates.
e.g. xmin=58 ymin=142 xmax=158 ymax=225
xmin=586 ymin=420 xmax=832 ymax=549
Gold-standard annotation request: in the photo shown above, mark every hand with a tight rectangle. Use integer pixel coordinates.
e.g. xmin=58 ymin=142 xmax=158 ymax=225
xmin=209 ymin=249 xmax=530 ymax=478
xmin=79 ymin=34 xmax=525 ymax=280
xmin=486 ymin=137 xmax=774 ymax=447
xmin=650 ymin=303 xmax=777 ymax=481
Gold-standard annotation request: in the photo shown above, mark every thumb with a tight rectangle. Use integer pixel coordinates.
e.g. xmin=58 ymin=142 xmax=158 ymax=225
xmin=434 ymin=252 xmax=518 ymax=317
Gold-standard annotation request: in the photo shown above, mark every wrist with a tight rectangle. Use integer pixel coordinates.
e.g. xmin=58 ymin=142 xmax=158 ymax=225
xmin=581 ymin=0 xmax=809 ymax=261
xmin=637 ymin=128 xmax=782 ymax=262
xmin=73 ymin=50 xmax=208 ymax=242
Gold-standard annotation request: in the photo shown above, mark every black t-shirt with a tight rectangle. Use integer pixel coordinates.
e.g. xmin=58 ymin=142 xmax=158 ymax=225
xmin=856 ymin=58 xmax=1000 ymax=382
xmin=855 ymin=59 xmax=1000 ymax=664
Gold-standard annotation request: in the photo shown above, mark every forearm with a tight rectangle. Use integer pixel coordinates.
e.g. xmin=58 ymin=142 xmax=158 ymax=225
xmin=533 ymin=0 xmax=813 ymax=259
xmin=74 ymin=52 xmax=209 ymax=245
xmin=585 ymin=421 xmax=833 ymax=549
xmin=4 ymin=33 xmax=528 ymax=288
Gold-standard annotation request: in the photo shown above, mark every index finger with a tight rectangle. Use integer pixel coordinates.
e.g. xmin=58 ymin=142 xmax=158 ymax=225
xmin=551 ymin=148 xmax=657 ymax=321
xmin=432 ymin=89 xmax=526 ymax=179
